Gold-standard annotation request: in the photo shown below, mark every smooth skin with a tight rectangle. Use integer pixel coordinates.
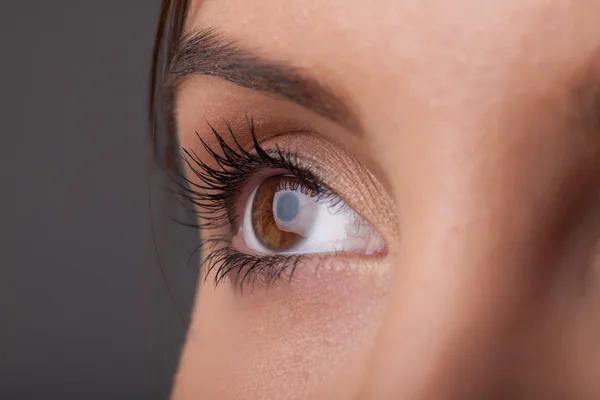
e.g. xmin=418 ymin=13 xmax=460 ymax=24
xmin=171 ymin=0 xmax=600 ymax=398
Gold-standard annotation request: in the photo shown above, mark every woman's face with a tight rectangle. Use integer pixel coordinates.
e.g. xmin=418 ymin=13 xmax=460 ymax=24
xmin=170 ymin=0 xmax=600 ymax=398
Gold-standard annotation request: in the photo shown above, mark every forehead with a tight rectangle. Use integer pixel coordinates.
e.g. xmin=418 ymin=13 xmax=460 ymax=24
xmin=183 ymin=0 xmax=600 ymax=134
xmin=186 ymin=0 xmax=600 ymax=65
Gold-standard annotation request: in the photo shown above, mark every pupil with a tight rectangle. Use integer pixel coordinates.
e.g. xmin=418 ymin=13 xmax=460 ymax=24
xmin=275 ymin=192 xmax=300 ymax=222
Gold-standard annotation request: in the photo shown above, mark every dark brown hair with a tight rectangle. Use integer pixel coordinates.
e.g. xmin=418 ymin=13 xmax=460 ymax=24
xmin=150 ymin=0 xmax=191 ymax=172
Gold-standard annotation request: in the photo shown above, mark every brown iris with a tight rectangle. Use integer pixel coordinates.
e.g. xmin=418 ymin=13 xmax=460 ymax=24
xmin=251 ymin=175 xmax=307 ymax=251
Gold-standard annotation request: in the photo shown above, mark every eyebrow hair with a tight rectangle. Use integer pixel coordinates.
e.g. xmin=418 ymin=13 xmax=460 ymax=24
xmin=167 ymin=28 xmax=361 ymax=134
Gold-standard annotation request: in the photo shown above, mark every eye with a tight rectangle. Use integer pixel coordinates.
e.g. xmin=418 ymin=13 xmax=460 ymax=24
xmin=234 ymin=174 xmax=385 ymax=256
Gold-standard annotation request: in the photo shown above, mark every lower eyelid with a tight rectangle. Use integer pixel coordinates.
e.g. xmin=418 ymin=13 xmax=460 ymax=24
xmin=207 ymin=244 xmax=386 ymax=292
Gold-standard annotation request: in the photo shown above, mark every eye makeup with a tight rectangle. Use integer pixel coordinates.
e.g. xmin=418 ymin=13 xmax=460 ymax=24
xmin=176 ymin=118 xmax=389 ymax=292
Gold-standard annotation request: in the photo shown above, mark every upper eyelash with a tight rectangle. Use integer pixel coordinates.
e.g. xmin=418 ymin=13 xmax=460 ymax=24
xmin=177 ymin=119 xmax=322 ymax=230
xmin=171 ymin=118 xmax=336 ymax=289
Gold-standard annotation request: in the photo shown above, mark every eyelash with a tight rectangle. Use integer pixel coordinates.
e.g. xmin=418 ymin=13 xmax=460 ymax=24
xmin=174 ymin=119 xmax=336 ymax=291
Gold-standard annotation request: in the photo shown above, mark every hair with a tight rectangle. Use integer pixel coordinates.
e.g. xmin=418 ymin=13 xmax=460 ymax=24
xmin=148 ymin=1 xmax=194 ymax=327
xmin=150 ymin=0 xmax=191 ymax=172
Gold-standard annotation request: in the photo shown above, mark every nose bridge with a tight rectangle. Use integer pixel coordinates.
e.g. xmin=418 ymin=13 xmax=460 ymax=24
xmin=358 ymin=139 xmax=553 ymax=398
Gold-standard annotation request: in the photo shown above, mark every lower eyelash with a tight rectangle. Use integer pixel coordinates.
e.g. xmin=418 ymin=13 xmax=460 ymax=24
xmin=202 ymin=243 xmax=308 ymax=292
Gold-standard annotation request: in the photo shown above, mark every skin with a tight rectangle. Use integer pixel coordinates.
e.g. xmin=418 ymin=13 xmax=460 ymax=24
xmin=170 ymin=0 xmax=600 ymax=398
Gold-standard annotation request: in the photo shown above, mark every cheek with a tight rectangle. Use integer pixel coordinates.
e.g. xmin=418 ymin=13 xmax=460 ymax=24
xmin=176 ymin=260 xmax=389 ymax=399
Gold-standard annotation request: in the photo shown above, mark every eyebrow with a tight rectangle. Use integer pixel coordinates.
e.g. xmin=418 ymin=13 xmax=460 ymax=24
xmin=167 ymin=28 xmax=361 ymax=134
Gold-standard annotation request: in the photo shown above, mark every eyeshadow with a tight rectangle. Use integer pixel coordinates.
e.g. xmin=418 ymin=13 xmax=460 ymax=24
xmin=262 ymin=132 xmax=399 ymax=240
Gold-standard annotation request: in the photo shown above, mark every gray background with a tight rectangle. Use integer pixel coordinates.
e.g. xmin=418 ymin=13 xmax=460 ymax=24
xmin=0 ymin=2 xmax=199 ymax=399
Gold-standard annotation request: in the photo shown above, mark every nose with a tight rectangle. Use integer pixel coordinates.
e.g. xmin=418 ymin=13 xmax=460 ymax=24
xmin=360 ymin=204 xmax=539 ymax=398
xmin=357 ymin=131 xmax=597 ymax=398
